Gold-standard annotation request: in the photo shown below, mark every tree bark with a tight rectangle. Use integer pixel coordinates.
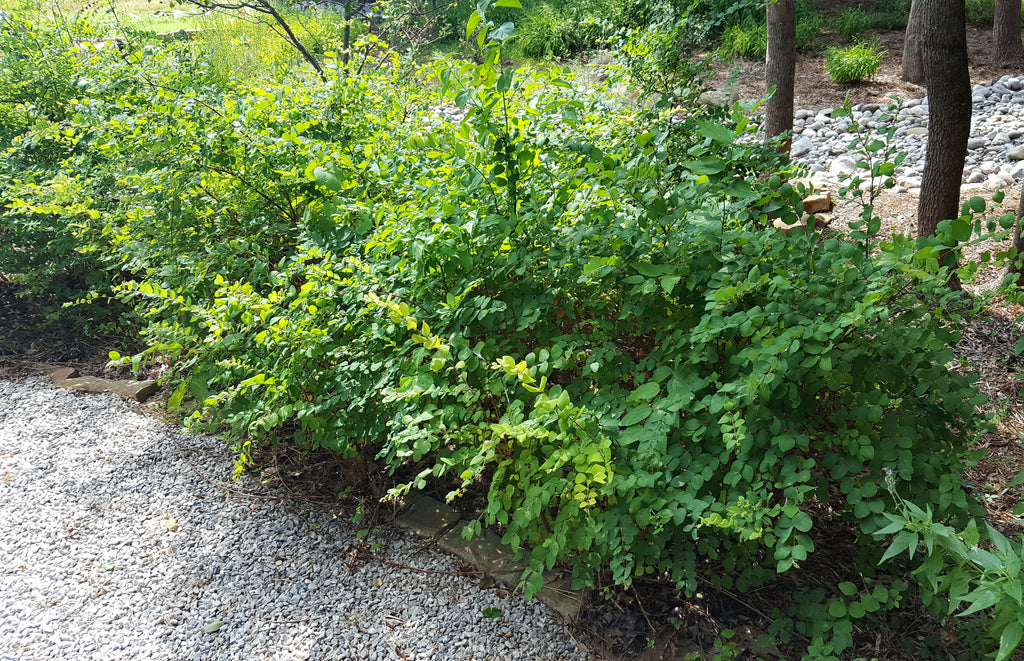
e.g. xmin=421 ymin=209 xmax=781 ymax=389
xmin=902 ymin=0 xmax=926 ymax=85
xmin=993 ymin=0 xmax=1024 ymax=65
xmin=764 ymin=0 xmax=796 ymax=156
xmin=917 ymin=0 xmax=971 ymax=289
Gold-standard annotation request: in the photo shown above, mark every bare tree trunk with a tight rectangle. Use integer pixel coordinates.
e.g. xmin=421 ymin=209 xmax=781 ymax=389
xmin=917 ymin=0 xmax=970 ymax=289
xmin=902 ymin=0 xmax=926 ymax=85
xmin=764 ymin=0 xmax=796 ymax=156
xmin=993 ymin=0 xmax=1024 ymax=65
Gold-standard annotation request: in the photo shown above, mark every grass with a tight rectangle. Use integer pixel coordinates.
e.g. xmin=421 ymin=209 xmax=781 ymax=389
xmin=0 ymin=0 xmax=204 ymax=33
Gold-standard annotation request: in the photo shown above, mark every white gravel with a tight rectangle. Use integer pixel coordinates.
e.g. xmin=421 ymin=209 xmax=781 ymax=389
xmin=0 ymin=378 xmax=592 ymax=661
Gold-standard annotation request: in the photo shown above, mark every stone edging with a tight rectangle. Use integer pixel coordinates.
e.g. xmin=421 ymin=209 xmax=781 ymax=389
xmin=394 ymin=496 xmax=587 ymax=621
xmin=50 ymin=367 xmax=159 ymax=403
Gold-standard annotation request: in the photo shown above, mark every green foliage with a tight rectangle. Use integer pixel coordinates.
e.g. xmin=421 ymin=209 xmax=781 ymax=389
xmin=835 ymin=7 xmax=869 ymax=43
xmin=965 ymin=0 xmax=996 ymax=25
xmin=720 ymin=0 xmax=819 ymax=59
xmin=876 ymin=480 xmax=1024 ymax=661
xmin=869 ymin=0 xmax=911 ymax=30
xmin=509 ymin=2 xmax=586 ymax=58
xmin=721 ymin=18 xmax=765 ymax=58
xmin=793 ymin=0 xmax=821 ymax=50
xmin=2 ymin=2 xmax=1018 ymax=658
xmin=825 ymin=42 xmax=883 ymax=84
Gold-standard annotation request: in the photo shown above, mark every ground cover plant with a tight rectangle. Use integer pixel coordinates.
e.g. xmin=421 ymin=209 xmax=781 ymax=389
xmin=3 ymin=0 xmax=1024 ymax=659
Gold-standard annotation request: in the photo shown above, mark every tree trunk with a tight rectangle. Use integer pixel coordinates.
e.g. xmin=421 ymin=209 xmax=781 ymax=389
xmin=993 ymin=0 xmax=1024 ymax=65
xmin=917 ymin=0 xmax=971 ymax=289
xmin=764 ymin=0 xmax=796 ymax=156
xmin=902 ymin=0 xmax=926 ymax=85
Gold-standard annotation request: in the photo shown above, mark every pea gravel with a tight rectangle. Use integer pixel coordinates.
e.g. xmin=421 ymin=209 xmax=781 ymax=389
xmin=0 ymin=378 xmax=594 ymax=661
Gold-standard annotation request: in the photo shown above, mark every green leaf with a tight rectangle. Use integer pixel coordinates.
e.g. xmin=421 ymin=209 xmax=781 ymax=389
xmin=466 ymin=11 xmax=482 ymax=40
xmin=828 ymin=600 xmax=847 ymax=618
xmin=627 ymin=382 xmax=661 ymax=403
xmin=621 ymin=406 xmax=652 ymax=426
xmin=697 ymin=121 xmax=734 ymax=145
xmin=838 ymin=581 xmax=858 ymax=596
xmin=108 ymin=351 xmax=121 ymax=360
xmin=491 ymin=21 xmax=515 ymax=41
xmin=204 ymin=620 xmax=225 ymax=633
xmin=496 ymin=69 xmax=514 ymax=93
xmin=493 ymin=0 xmax=521 ymax=6
xmin=482 ymin=606 xmax=503 ymax=618
xmin=879 ymin=531 xmax=914 ymax=564
xmin=792 ymin=511 xmax=813 ymax=532
xmin=996 ymin=622 xmax=1024 ymax=661
xmin=313 ymin=164 xmax=344 ymax=193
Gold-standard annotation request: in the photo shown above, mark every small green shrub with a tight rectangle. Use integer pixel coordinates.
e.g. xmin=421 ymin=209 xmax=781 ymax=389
xmin=965 ymin=0 xmax=996 ymax=25
xmin=835 ymin=7 xmax=869 ymax=42
xmin=722 ymin=3 xmax=819 ymax=58
xmin=794 ymin=0 xmax=821 ymax=50
xmin=512 ymin=3 xmax=581 ymax=58
xmin=825 ymin=42 xmax=883 ymax=84
xmin=869 ymin=0 xmax=911 ymax=30
xmin=722 ymin=19 xmax=765 ymax=58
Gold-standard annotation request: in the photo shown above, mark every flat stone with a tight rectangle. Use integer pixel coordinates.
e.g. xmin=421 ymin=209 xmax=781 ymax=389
xmin=50 ymin=367 xmax=80 ymax=383
xmin=56 ymin=376 xmax=159 ymax=402
xmin=438 ymin=523 xmax=586 ymax=620
xmin=802 ymin=192 xmax=833 ymax=214
xmin=772 ymin=216 xmax=816 ymax=234
xmin=905 ymin=127 xmax=929 ymax=136
xmin=1007 ymin=144 xmax=1024 ymax=160
xmin=394 ymin=496 xmax=461 ymax=538
xmin=967 ymin=136 xmax=986 ymax=149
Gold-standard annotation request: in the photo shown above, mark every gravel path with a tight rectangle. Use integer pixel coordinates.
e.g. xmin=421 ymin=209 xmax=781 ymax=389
xmin=0 ymin=378 xmax=593 ymax=661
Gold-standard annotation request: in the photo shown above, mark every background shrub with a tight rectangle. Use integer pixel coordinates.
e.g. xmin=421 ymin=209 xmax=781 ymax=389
xmin=835 ymin=7 xmax=869 ymax=42
xmin=825 ymin=42 xmax=883 ymax=83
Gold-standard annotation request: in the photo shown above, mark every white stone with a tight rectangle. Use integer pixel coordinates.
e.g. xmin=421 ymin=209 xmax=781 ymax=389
xmin=1007 ymin=144 xmax=1024 ymax=160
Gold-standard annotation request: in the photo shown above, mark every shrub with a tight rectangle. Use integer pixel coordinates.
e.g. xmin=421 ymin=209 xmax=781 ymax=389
xmin=835 ymin=7 xmax=869 ymax=42
xmin=721 ymin=3 xmax=819 ymax=58
xmin=6 ymin=3 xmax=1021 ymax=657
xmin=825 ymin=42 xmax=883 ymax=84
xmin=869 ymin=0 xmax=911 ymax=30
xmin=722 ymin=19 xmax=765 ymax=58
xmin=512 ymin=3 xmax=582 ymax=58
xmin=794 ymin=0 xmax=821 ymax=50
xmin=965 ymin=0 xmax=996 ymax=25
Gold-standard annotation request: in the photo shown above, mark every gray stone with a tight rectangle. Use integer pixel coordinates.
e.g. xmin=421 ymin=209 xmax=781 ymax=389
xmin=993 ymin=132 xmax=1012 ymax=145
xmin=829 ymin=155 xmax=860 ymax=178
xmin=966 ymin=171 xmax=986 ymax=184
xmin=1007 ymin=144 xmax=1024 ymax=160
xmin=394 ymin=496 xmax=461 ymax=539
xmin=790 ymin=136 xmax=813 ymax=158
xmin=905 ymin=127 xmax=929 ymax=137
